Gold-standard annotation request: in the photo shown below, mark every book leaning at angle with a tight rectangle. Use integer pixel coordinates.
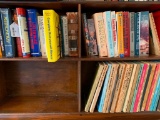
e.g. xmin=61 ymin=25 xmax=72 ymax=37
xmin=157 ymin=100 xmax=160 ymax=111
xmin=84 ymin=63 xmax=104 ymax=112
xmin=43 ymin=10 xmax=60 ymax=62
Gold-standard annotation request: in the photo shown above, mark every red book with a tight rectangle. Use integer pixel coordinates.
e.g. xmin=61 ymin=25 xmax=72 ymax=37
xmin=153 ymin=11 xmax=160 ymax=42
xmin=123 ymin=12 xmax=130 ymax=57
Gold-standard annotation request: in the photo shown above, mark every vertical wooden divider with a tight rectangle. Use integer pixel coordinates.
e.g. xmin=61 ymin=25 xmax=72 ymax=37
xmin=78 ymin=3 xmax=81 ymax=112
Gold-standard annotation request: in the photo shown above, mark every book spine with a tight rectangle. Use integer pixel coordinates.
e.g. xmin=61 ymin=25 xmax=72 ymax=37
xmin=139 ymin=11 xmax=149 ymax=56
xmin=105 ymin=11 xmax=114 ymax=57
xmin=157 ymin=99 xmax=160 ymax=111
xmin=93 ymin=12 xmax=108 ymax=57
xmin=26 ymin=9 xmax=41 ymax=57
xmin=0 ymin=8 xmax=16 ymax=57
xmin=150 ymin=74 xmax=160 ymax=111
xmin=0 ymin=16 xmax=5 ymax=56
xmin=43 ymin=10 xmax=60 ymax=62
xmin=98 ymin=63 xmax=111 ymax=112
xmin=130 ymin=63 xmax=144 ymax=112
xmin=84 ymin=63 xmax=104 ymax=112
xmin=15 ymin=37 xmax=23 ymax=57
xmin=16 ymin=8 xmax=31 ymax=58
xmin=67 ymin=12 xmax=78 ymax=57
xmin=123 ymin=12 xmax=130 ymax=57
xmin=38 ymin=16 xmax=47 ymax=58
xmin=116 ymin=12 xmax=124 ymax=58
xmin=90 ymin=64 xmax=108 ymax=112
xmin=87 ymin=19 xmax=98 ymax=56
xmin=134 ymin=13 xmax=139 ymax=56
xmin=130 ymin=12 xmax=135 ymax=57
xmin=111 ymin=11 xmax=118 ymax=57
xmin=82 ymin=13 xmax=90 ymax=56
xmin=145 ymin=64 xmax=160 ymax=111
xmin=60 ymin=16 xmax=69 ymax=56
xmin=133 ymin=63 xmax=148 ymax=112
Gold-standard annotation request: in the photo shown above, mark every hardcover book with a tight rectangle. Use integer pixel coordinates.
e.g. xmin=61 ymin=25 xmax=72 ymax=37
xmin=130 ymin=12 xmax=135 ymax=56
xmin=0 ymin=13 xmax=5 ymax=56
xmin=43 ymin=10 xmax=60 ymax=62
xmin=0 ymin=8 xmax=16 ymax=57
xmin=135 ymin=12 xmax=140 ymax=56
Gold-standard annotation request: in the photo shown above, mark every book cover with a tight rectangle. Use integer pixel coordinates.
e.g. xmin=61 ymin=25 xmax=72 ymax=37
xmin=84 ymin=63 xmax=104 ymax=112
xmin=141 ymin=63 xmax=156 ymax=111
xmin=90 ymin=63 xmax=108 ymax=112
xmin=115 ymin=63 xmax=133 ymax=112
xmin=26 ymin=9 xmax=41 ymax=57
xmin=87 ymin=19 xmax=98 ymax=56
xmin=43 ymin=10 xmax=60 ymax=62
xmin=139 ymin=11 xmax=149 ymax=56
xmin=16 ymin=8 xmax=31 ymax=58
xmin=145 ymin=63 xmax=160 ymax=111
xmin=123 ymin=12 xmax=130 ymax=57
xmin=103 ymin=11 xmax=114 ymax=57
xmin=93 ymin=12 xmax=108 ymax=57
xmin=111 ymin=11 xmax=118 ymax=57
xmin=38 ymin=16 xmax=47 ymax=58
xmin=0 ymin=8 xmax=16 ymax=57
xmin=130 ymin=12 xmax=135 ymax=57
xmin=110 ymin=63 xmax=126 ymax=113
xmin=123 ymin=63 xmax=137 ymax=112
xmin=116 ymin=12 xmax=124 ymax=58
xmin=97 ymin=63 xmax=112 ymax=112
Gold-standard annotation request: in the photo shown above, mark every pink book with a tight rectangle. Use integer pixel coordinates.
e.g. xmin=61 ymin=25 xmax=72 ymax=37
xmin=145 ymin=63 xmax=160 ymax=111
xmin=133 ymin=63 xmax=148 ymax=112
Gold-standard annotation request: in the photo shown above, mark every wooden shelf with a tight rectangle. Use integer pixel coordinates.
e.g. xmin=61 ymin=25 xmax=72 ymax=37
xmin=0 ymin=96 xmax=78 ymax=113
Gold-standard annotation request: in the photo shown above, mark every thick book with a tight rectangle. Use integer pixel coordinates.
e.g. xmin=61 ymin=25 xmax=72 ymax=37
xmin=93 ymin=12 xmax=108 ymax=57
xmin=116 ymin=12 xmax=124 ymax=58
xmin=139 ymin=11 xmax=149 ymax=56
xmin=90 ymin=63 xmax=108 ymax=112
xmin=130 ymin=12 xmax=135 ymax=57
xmin=38 ymin=16 xmax=47 ymax=58
xmin=97 ymin=63 xmax=112 ymax=112
xmin=103 ymin=11 xmax=114 ymax=57
xmin=0 ymin=8 xmax=16 ymax=57
xmin=16 ymin=8 xmax=31 ymax=58
xmin=84 ymin=63 xmax=104 ymax=112
xmin=26 ymin=9 xmax=41 ymax=57
xmin=43 ymin=10 xmax=60 ymax=62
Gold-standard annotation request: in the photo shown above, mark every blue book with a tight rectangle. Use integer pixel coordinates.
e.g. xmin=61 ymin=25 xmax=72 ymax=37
xmin=97 ymin=63 xmax=112 ymax=112
xmin=0 ymin=8 xmax=15 ymax=57
xmin=104 ymin=11 xmax=114 ymax=57
xmin=150 ymin=74 xmax=160 ymax=111
xmin=26 ymin=9 xmax=41 ymax=57
xmin=130 ymin=63 xmax=144 ymax=112
xmin=134 ymin=12 xmax=139 ymax=56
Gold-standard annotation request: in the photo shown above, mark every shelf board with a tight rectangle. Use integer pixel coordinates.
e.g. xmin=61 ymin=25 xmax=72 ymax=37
xmin=0 ymin=96 xmax=78 ymax=113
xmin=81 ymin=55 xmax=160 ymax=61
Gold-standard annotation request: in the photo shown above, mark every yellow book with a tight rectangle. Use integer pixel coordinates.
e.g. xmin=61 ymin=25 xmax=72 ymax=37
xmin=43 ymin=10 xmax=60 ymax=62
xmin=116 ymin=12 xmax=124 ymax=58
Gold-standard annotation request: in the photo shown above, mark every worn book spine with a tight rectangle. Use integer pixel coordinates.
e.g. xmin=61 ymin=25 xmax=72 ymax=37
xmin=139 ymin=11 xmax=149 ymax=56
xmin=130 ymin=12 xmax=135 ymax=57
xmin=84 ymin=63 xmax=104 ymax=112
xmin=0 ymin=8 xmax=16 ymax=57
xmin=16 ymin=8 xmax=31 ymax=58
xmin=87 ymin=18 xmax=98 ymax=56
xmin=93 ymin=12 xmax=108 ymax=57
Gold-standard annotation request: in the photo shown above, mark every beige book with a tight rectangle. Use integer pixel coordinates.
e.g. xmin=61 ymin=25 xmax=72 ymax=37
xmin=89 ymin=63 xmax=108 ymax=112
xmin=102 ymin=63 xmax=119 ymax=113
xmin=110 ymin=63 xmax=126 ymax=113
xmin=115 ymin=63 xmax=133 ymax=112
xmin=123 ymin=63 xmax=137 ymax=112
xmin=93 ymin=12 xmax=108 ymax=57
xmin=84 ymin=62 xmax=104 ymax=112
xmin=126 ymin=63 xmax=141 ymax=112
xmin=141 ymin=63 xmax=156 ymax=111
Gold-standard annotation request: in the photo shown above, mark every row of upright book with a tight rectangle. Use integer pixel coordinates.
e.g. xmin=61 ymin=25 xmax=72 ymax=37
xmin=82 ymin=11 xmax=160 ymax=58
xmin=0 ymin=8 xmax=79 ymax=62
xmin=85 ymin=61 xmax=160 ymax=113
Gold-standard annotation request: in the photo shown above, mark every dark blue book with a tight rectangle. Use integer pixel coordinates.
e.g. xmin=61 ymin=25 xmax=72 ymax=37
xmin=0 ymin=17 xmax=5 ymax=56
xmin=0 ymin=8 xmax=15 ymax=57
xmin=134 ymin=12 xmax=139 ymax=56
xmin=26 ymin=9 xmax=41 ymax=57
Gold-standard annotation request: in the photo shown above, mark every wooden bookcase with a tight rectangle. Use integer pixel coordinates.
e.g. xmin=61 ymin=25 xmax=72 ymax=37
xmin=0 ymin=1 xmax=160 ymax=120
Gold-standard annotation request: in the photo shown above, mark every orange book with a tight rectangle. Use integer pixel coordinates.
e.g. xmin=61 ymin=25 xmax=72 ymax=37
xmin=116 ymin=12 xmax=124 ymax=58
